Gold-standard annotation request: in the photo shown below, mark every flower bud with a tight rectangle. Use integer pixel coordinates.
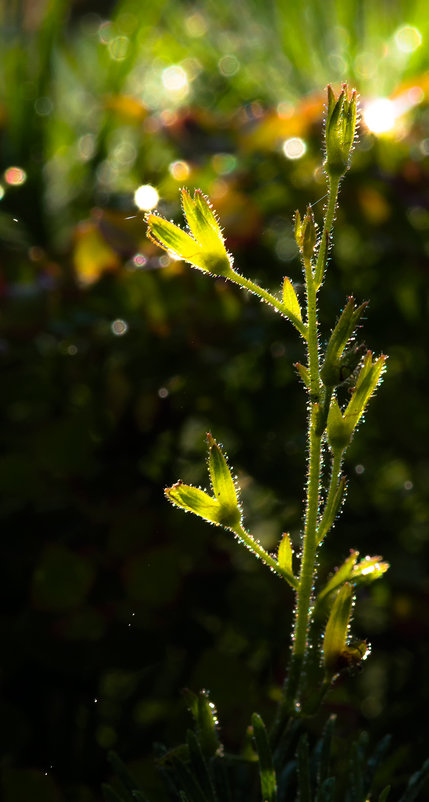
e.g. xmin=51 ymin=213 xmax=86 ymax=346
xmin=295 ymin=206 xmax=317 ymax=259
xmin=324 ymin=84 xmax=358 ymax=180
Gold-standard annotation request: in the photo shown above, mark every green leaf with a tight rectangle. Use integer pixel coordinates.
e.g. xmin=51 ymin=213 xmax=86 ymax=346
xmin=295 ymin=362 xmax=310 ymax=389
xmin=251 ymin=713 xmax=278 ymax=802
xmin=378 ymin=787 xmax=391 ymax=802
xmin=327 ymin=397 xmax=350 ymax=454
xmin=207 ymin=434 xmax=242 ymax=529
xmin=278 ymin=533 xmax=293 ymax=576
xmin=317 ymin=476 xmax=347 ymax=545
xmin=343 ymin=352 xmax=387 ymax=435
xmin=351 ymin=555 xmax=389 ymax=585
xmin=323 ymin=583 xmax=353 ymax=675
xmin=147 ymin=191 xmax=233 ymax=276
xmin=320 ymin=298 xmax=367 ymax=388
xmin=165 ymin=482 xmax=224 ymax=526
xmin=146 ymin=214 xmax=203 ymax=264
xmin=318 ymin=551 xmax=359 ymax=604
xmin=196 ymin=690 xmax=222 ymax=759
xmin=282 ymin=277 xmax=303 ymax=323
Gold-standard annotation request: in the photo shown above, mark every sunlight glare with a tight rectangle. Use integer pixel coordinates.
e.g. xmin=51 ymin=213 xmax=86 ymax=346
xmin=134 ymin=184 xmax=159 ymax=210
xmin=162 ymin=65 xmax=188 ymax=92
xmin=362 ymin=98 xmax=396 ymax=134
xmin=282 ymin=137 xmax=306 ymax=160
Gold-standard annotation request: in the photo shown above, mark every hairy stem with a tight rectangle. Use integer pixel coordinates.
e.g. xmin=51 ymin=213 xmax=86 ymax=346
xmin=280 ymin=257 xmax=323 ymax=715
xmin=230 ymin=272 xmax=308 ymax=339
xmin=235 ymin=524 xmax=298 ymax=589
xmin=317 ymin=449 xmax=344 ymax=544
xmin=314 ymin=177 xmax=340 ymax=288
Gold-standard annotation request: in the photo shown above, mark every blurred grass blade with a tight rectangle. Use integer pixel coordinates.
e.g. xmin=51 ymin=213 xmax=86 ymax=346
xmin=378 ymin=787 xmax=391 ymax=802
xmin=317 ymin=777 xmax=336 ymax=802
xmin=399 ymin=757 xmax=429 ymax=801
xmin=197 ymin=690 xmax=222 ymax=758
xmin=187 ymin=730 xmax=218 ymax=802
xmin=251 ymin=713 xmax=278 ymax=802
xmin=296 ymin=733 xmax=312 ymax=802
xmin=102 ymin=784 xmax=126 ymax=802
xmin=316 ymin=715 xmax=336 ymax=786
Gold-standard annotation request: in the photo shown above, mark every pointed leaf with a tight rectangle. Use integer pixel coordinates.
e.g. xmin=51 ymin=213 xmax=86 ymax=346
xmin=327 ymin=397 xmax=350 ymax=454
xmin=323 ymin=583 xmax=353 ymax=675
xmin=321 ymin=298 xmax=367 ymax=387
xmin=165 ymin=482 xmax=222 ymax=525
xmin=251 ymin=713 xmax=277 ymax=802
xmin=343 ymin=352 xmax=387 ymax=434
xmin=295 ymin=361 xmax=310 ymax=389
xmin=196 ymin=690 xmax=222 ymax=758
xmin=378 ymin=787 xmax=391 ymax=802
xmin=207 ymin=434 xmax=241 ymax=529
xmin=282 ymin=277 xmax=303 ymax=322
xmin=278 ymin=533 xmax=293 ymax=576
xmin=317 ymin=476 xmax=347 ymax=545
xmin=351 ymin=555 xmax=389 ymax=585
xmin=146 ymin=214 xmax=203 ymax=265
xmin=318 ymin=551 xmax=359 ymax=604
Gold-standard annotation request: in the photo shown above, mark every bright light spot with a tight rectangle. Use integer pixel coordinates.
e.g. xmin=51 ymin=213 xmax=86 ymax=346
xmin=134 ymin=184 xmax=159 ymax=210
xmin=218 ymin=55 xmax=240 ymax=76
xmin=133 ymin=253 xmax=148 ymax=268
xmin=395 ymin=25 xmax=422 ymax=53
xmin=108 ymin=35 xmax=129 ymax=60
xmin=169 ymin=160 xmax=190 ymax=180
xmin=162 ymin=65 xmax=188 ymax=92
xmin=158 ymin=387 xmax=169 ymax=398
xmin=404 ymin=480 xmax=413 ymax=490
xmin=111 ymin=319 xmax=128 ymax=336
xmin=363 ymin=98 xmax=396 ymax=134
xmin=361 ymin=565 xmax=376 ymax=576
xmin=4 ymin=166 xmax=27 ymax=186
xmin=282 ymin=137 xmax=306 ymax=160
xmin=0 ymin=186 xmax=4 ymax=200
xmin=355 ymin=464 xmax=365 ymax=474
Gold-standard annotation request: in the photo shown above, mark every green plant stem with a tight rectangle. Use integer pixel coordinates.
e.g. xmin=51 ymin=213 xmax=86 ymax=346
xmin=317 ymin=450 xmax=344 ymax=545
xmin=279 ymin=257 xmax=323 ymax=717
xmin=314 ymin=177 xmax=340 ymax=288
xmin=235 ymin=524 xmax=298 ymax=589
xmin=229 ymin=272 xmax=308 ymax=339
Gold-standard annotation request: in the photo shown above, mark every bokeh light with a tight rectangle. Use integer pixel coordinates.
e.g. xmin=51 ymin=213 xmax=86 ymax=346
xmin=111 ymin=319 xmax=128 ymax=336
xmin=4 ymin=166 xmax=27 ymax=186
xmin=169 ymin=160 xmax=191 ymax=181
xmin=363 ymin=98 xmax=396 ymax=134
xmin=394 ymin=26 xmax=422 ymax=53
xmin=282 ymin=137 xmax=306 ymax=159
xmin=162 ymin=65 xmax=188 ymax=92
xmin=134 ymin=184 xmax=159 ymax=210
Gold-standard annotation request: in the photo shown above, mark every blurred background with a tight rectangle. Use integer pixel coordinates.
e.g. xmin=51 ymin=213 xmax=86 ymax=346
xmin=1 ymin=0 xmax=429 ymax=799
